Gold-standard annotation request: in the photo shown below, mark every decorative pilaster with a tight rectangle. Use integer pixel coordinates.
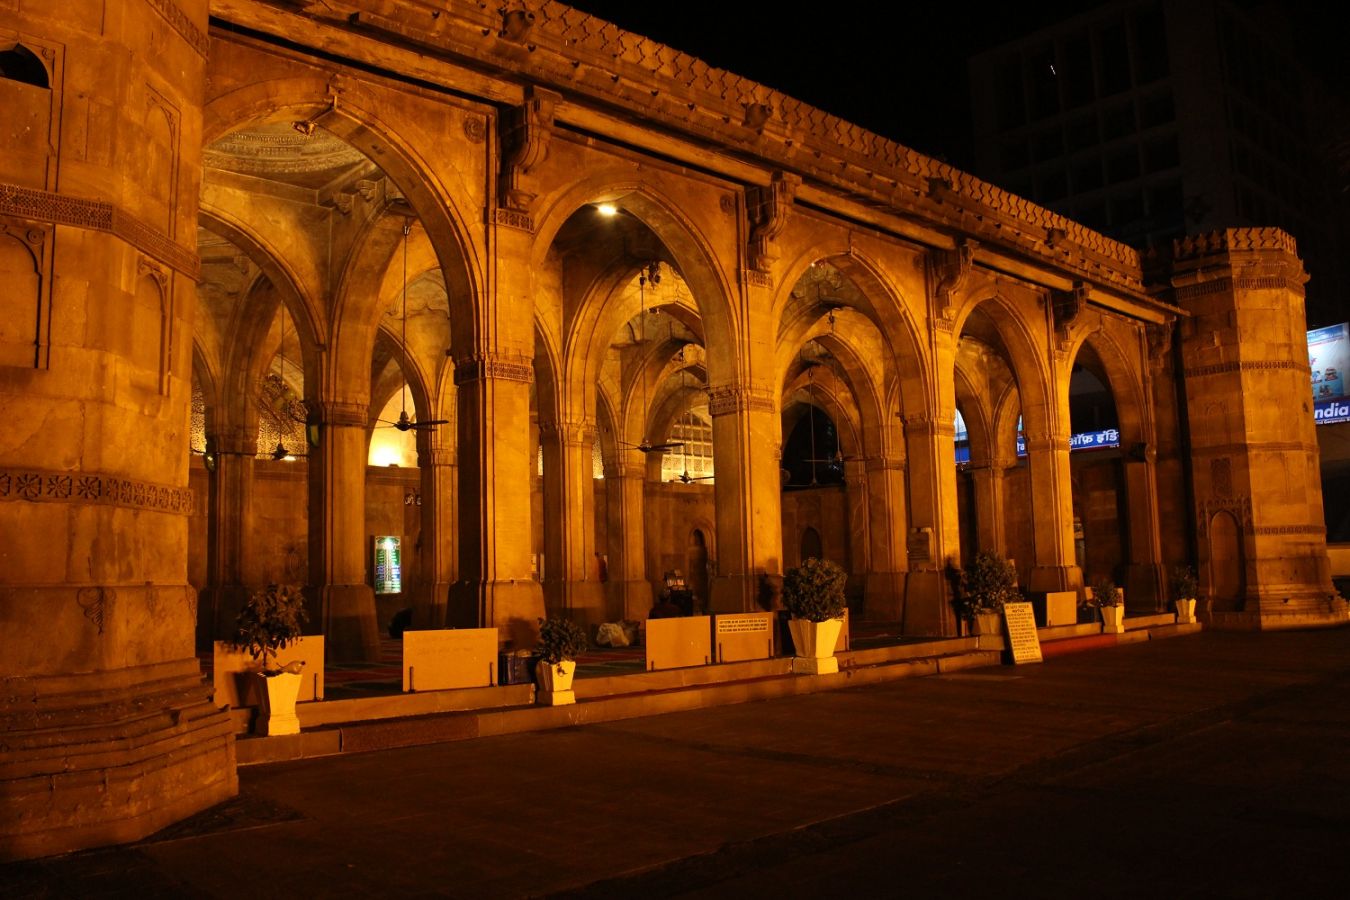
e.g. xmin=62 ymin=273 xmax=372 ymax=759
xmin=413 ymin=441 xmax=456 ymax=630
xmin=1021 ymin=429 xmax=1082 ymax=594
xmin=862 ymin=454 xmax=908 ymax=621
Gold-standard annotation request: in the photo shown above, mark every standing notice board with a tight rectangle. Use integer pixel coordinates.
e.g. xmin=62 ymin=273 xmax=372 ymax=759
xmin=1002 ymin=602 xmax=1043 ymax=664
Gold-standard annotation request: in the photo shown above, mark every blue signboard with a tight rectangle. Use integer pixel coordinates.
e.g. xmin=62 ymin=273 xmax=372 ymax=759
xmin=1310 ymin=323 xmax=1350 ymax=425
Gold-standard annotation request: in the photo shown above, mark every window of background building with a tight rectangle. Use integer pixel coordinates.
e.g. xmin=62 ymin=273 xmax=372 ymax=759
xmin=1143 ymin=136 xmax=1179 ymax=173
xmin=1067 ymin=114 xmax=1098 ymax=151
xmin=1139 ymin=91 xmax=1174 ymax=129
xmin=1099 ymin=20 xmax=1131 ymax=95
xmin=1062 ymin=32 xmax=1094 ymax=108
xmin=1110 ymin=190 xmax=1144 ymax=225
xmin=1039 ymin=169 xmax=1068 ymax=203
xmin=1032 ymin=128 xmax=1064 ymax=163
xmin=1072 ymin=158 xmax=1104 ymax=192
xmin=995 ymin=55 xmax=1026 ymax=130
xmin=1077 ymin=200 xmax=1107 ymax=230
xmin=1132 ymin=2 xmax=1169 ymax=84
xmin=1106 ymin=146 xmax=1140 ymax=183
xmin=999 ymin=138 xmax=1030 ymax=171
xmin=1101 ymin=103 xmax=1135 ymax=141
xmin=1027 ymin=43 xmax=1060 ymax=120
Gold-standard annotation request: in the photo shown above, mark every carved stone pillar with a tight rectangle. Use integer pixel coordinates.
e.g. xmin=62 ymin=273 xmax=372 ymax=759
xmin=708 ymin=383 xmax=784 ymax=612
xmin=540 ymin=418 xmax=605 ymax=624
xmin=201 ymin=426 xmax=254 ymax=645
xmin=901 ymin=413 xmax=960 ymax=635
xmin=413 ymin=442 xmax=456 ymax=630
xmin=448 ymin=353 xmax=545 ymax=647
xmin=966 ymin=457 xmax=1011 ymax=560
xmin=307 ymin=399 xmax=379 ymax=662
xmin=1023 ymin=430 xmax=1083 ymax=594
xmin=863 ymin=455 xmax=908 ymax=621
xmin=605 ymin=456 xmax=651 ymax=621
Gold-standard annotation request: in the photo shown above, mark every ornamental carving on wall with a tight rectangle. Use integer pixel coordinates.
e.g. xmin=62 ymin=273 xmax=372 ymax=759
xmin=0 ymin=467 xmax=194 ymax=515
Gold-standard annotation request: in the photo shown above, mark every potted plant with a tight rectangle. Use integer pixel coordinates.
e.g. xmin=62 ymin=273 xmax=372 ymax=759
xmin=229 ymin=583 xmax=308 ymax=735
xmin=782 ymin=557 xmax=847 ymax=675
xmin=1170 ymin=565 xmax=1199 ymax=624
xmin=1092 ymin=578 xmax=1124 ymax=634
xmin=957 ymin=551 xmax=1022 ymax=640
xmin=534 ymin=616 xmax=588 ymax=706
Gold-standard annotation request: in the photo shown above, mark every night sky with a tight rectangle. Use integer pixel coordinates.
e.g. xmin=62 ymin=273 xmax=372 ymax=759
xmin=560 ymin=1 xmax=1346 ymax=173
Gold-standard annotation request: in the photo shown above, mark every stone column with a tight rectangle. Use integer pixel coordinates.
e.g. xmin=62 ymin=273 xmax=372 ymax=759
xmin=307 ymin=399 xmax=379 ymax=661
xmin=863 ymin=455 xmax=908 ymax=621
xmin=606 ymin=456 xmax=651 ymax=621
xmin=1023 ymin=429 xmax=1083 ymax=594
xmin=540 ymin=418 xmax=605 ymax=624
xmin=1168 ymin=228 xmax=1342 ymax=628
xmin=966 ymin=456 xmax=1011 ymax=559
xmin=412 ymin=441 xmax=455 ymax=630
xmin=448 ymin=354 xmax=545 ymax=646
xmin=843 ymin=457 xmax=868 ymax=606
xmin=1122 ymin=451 xmax=1165 ymax=611
xmin=0 ymin=0 xmax=236 ymax=859
xmin=708 ymin=384 xmax=784 ymax=612
xmin=200 ymin=425 xmax=254 ymax=645
xmin=901 ymin=413 xmax=961 ymax=635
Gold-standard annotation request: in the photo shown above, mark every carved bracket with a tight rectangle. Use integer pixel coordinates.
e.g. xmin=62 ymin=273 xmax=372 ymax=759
xmin=1146 ymin=321 xmax=1173 ymax=365
xmin=929 ymin=237 xmax=976 ymax=325
xmin=746 ymin=171 xmax=799 ymax=274
xmin=499 ymin=86 xmax=559 ymax=212
xmin=1051 ymin=281 xmax=1089 ymax=348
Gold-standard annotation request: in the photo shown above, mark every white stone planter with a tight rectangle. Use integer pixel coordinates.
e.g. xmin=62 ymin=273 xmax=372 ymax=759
xmin=1100 ymin=605 xmax=1125 ymax=634
xmin=1175 ymin=597 xmax=1197 ymax=624
xmin=536 ymin=659 xmax=577 ymax=706
xmin=788 ymin=617 xmax=842 ymax=675
xmin=258 ymin=667 xmax=304 ymax=736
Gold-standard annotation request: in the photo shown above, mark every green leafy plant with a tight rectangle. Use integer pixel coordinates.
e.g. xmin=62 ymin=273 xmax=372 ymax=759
xmin=956 ymin=551 xmax=1022 ymax=621
xmin=1170 ymin=565 xmax=1198 ymax=600
xmin=535 ymin=617 xmax=588 ymax=665
xmin=782 ymin=557 xmax=847 ymax=622
xmin=1091 ymin=578 xmax=1122 ymax=608
xmin=230 ymin=583 xmax=307 ymax=672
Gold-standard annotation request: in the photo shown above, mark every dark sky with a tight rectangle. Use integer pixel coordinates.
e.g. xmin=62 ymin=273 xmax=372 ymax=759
xmin=561 ymin=1 xmax=1346 ymax=172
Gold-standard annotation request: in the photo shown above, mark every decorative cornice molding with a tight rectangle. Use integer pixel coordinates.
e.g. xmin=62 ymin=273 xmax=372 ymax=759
xmin=0 ymin=469 xmax=194 ymax=515
xmin=707 ymin=385 xmax=775 ymax=416
xmin=454 ymin=353 xmax=534 ymax=385
xmin=0 ymin=182 xmax=200 ymax=281
xmin=1172 ymin=275 xmax=1307 ymax=301
xmin=1184 ymin=359 xmax=1310 ymax=379
xmin=1253 ymin=524 xmax=1326 ymax=536
xmin=144 ymin=0 xmax=210 ymax=58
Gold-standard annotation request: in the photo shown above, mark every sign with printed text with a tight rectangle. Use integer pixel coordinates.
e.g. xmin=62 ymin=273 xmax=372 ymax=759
xmin=1310 ymin=323 xmax=1350 ymax=425
xmin=374 ymin=535 xmax=402 ymax=594
xmin=1002 ymin=602 xmax=1043 ymax=664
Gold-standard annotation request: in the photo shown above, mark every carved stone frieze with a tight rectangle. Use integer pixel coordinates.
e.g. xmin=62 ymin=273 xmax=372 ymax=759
xmin=77 ymin=587 xmax=109 ymax=635
xmin=454 ymin=353 xmax=534 ymax=385
xmin=0 ymin=182 xmax=200 ymax=280
xmin=492 ymin=207 xmax=534 ymax=233
xmin=707 ymin=384 xmax=775 ymax=416
xmin=144 ymin=0 xmax=210 ymax=57
xmin=1196 ymin=496 xmax=1252 ymax=537
xmin=746 ymin=171 xmax=799 ymax=274
xmin=1184 ymin=359 xmax=1310 ymax=378
xmin=0 ymin=468 xmax=194 ymax=515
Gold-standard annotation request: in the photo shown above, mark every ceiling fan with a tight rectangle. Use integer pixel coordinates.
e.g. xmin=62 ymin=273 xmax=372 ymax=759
xmin=671 ymin=468 xmax=714 ymax=484
xmin=375 ymin=219 xmax=448 ymax=434
xmin=618 ymin=262 xmax=683 ymax=455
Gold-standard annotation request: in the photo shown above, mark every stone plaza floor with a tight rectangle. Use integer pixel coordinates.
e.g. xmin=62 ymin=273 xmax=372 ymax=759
xmin=7 ymin=626 xmax=1350 ymax=898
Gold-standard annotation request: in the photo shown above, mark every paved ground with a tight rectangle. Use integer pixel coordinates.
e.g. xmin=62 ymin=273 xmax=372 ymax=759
xmin=7 ymin=628 xmax=1350 ymax=898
